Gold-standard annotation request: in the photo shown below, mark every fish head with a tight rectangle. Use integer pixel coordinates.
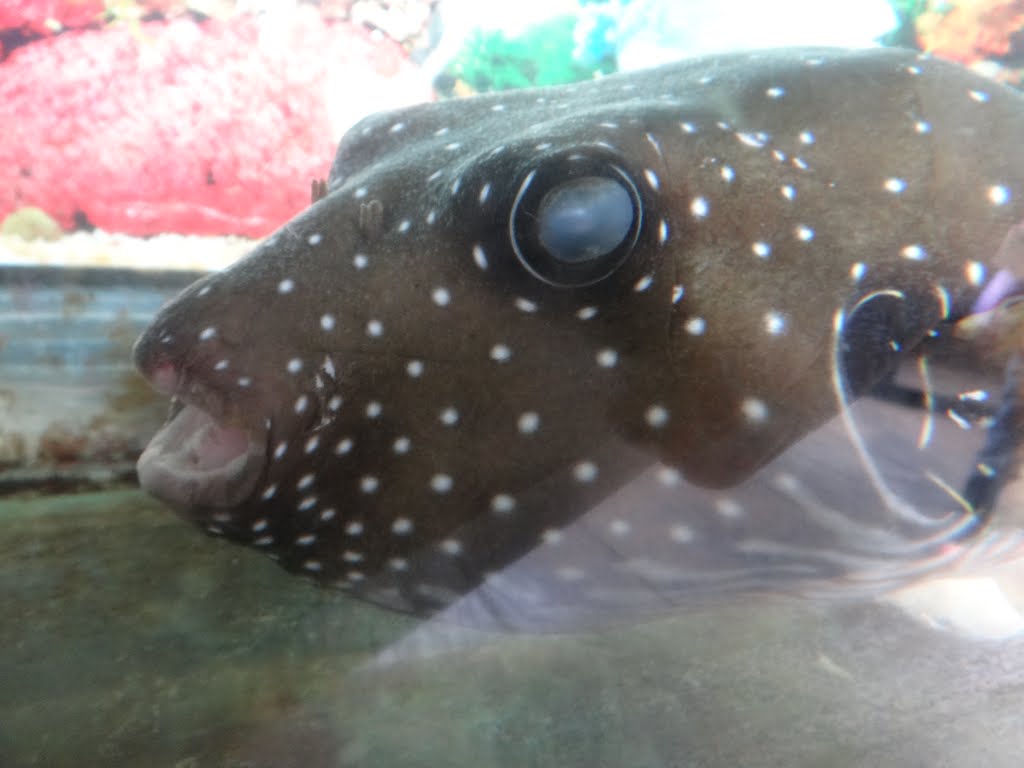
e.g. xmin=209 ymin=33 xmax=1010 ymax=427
xmin=135 ymin=48 xmax=1024 ymax=618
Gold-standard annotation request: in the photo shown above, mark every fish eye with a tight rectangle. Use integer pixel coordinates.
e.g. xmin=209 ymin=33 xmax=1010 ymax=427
xmin=509 ymin=156 xmax=642 ymax=287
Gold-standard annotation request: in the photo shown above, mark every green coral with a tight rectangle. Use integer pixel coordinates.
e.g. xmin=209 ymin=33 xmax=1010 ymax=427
xmin=881 ymin=0 xmax=931 ymax=47
xmin=441 ymin=15 xmax=616 ymax=95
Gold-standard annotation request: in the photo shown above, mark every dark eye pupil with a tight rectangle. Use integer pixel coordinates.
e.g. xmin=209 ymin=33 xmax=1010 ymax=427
xmin=537 ymin=177 xmax=635 ymax=265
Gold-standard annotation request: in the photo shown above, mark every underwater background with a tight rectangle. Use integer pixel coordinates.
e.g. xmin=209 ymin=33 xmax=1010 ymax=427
xmin=5 ymin=2 xmax=1024 ymax=766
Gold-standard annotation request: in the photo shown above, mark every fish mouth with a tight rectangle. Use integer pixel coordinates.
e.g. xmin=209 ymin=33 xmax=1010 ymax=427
xmin=136 ymin=362 xmax=266 ymax=511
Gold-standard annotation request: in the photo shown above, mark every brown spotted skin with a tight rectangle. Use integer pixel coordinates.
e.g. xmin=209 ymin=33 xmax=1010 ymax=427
xmin=134 ymin=48 xmax=1024 ymax=621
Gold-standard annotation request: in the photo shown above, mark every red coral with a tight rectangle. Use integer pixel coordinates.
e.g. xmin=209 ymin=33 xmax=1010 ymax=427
xmin=0 ymin=0 xmax=105 ymax=34
xmin=917 ymin=0 xmax=1024 ymax=65
xmin=0 ymin=10 xmax=424 ymax=236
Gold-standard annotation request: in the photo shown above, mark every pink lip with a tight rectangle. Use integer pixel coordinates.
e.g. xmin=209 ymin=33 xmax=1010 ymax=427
xmin=136 ymin=358 xmax=266 ymax=512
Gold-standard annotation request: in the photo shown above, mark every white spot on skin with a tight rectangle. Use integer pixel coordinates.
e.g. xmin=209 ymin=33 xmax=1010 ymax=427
xmin=360 ymin=476 xmax=379 ymax=494
xmin=884 ymin=178 xmax=907 ymax=194
xmin=764 ymin=311 xmax=787 ymax=335
xmin=321 ymin=356 xmax=336 ymax=378
xmin=298 ymin=496 xmax=317 ymax=512
xmin=345 ymin=521 xmax=363 ymax=536
xmin=555 ymin=566 xmax=586 ymax=582
xmin=237 ymin=376 xmax=251 ymax=387
xmin=901 ymin=244 xmax=928 ymax=261
xmin=577 ymin=306 xmax=598 ymax=320
xmin=473 ymin=244 xmax=488 ymax=270
xmin=261 ymin=484 xmax=277 ymax=500
xmin=214 ymin=359 xmax=229 ymax=371
xmin=515 ymin=297 xmax=538 ymax=313
xmin=294 ymin=395 xmax=309 ymax=414
xmin=397 ymin=220 xmax=411 ymax=234
xmin=440 ymin=407 xmax=459 ymax=426
xmin=320 ymin=508 xmax=336 ymax=522
xmin=644 ymin=169 xmax=660 ymax=190
xmin=716 ymin=498 xmax=745 ymax=519
xmin=407 ymin=360 xmax=424 ymax=378
xmin=685 ymin=317 xmax=706 ymax=335
xmin=596 ymin=348 xmax=619 ymax=368
xmin=320 ymin=314 xmax=336 ymax=331
xmin=342 ymin=550 xmax=364 ymax=563
xmin=965 ymin=261 xmax=986 ymax=287
xmin=296 ymin=533 xmax=316 ymax=546
xmin=287 ymin=358 xmax=303 ymax=374
xmin=327 ymin=395 xmax=343 ymax=411
xmin=199 ymin=326 xmax=217 ymax=341
xmin=742 ymin=397 xmax=769 ymax=424
xmin=490 ymin=344 xmax=512 ymax=362
xmin=479 ymin=183 xmax=491 ymax=204
xmin=608 ymin=519 xmax=631 ymax=537
xmin=795 ymin=225 xmax=815 ymax=241
xmin=573 ymin=461 xmax=598 ymax=483
xmin=297 ymin=473 xmax=315 ymax=490
xmin=308 ymin=233 xmax=322 ymax=246
xmin=252 ymin=519 xmax=268 ymax=532
xmin=752 ymin=241 xmax=771 ymax=258
xmin=354 ymin=186 xmax=367 ymax=199
xmin=277 ymin=279 xmax=295 ymax=294
xmin=645 ymin=404 xmax=669 ymax=428
xmin=426 ymin=210 xmax=437 ymax=225
xmin=389 ymin=557 xmax=408 ymax=571
xmin=669 ymin=525 xmax=695 ymax=543
xmin=542 ymin=529 xmax=564 ymax=545
xmin=658 ymin=467 xmax=681 ymax=486
xmin=634 ymin=274 xmax=654 ymax=292
xmin=736 ymin=132 xmax=766 ymax=148
xmin=366 ymin=320 xmax=384 ymax=337
xmin=690 ymin=196 xmax=709 ymax=218
xmin=518 ymin=411 xmax=541 ymax=434
xmin=431 ymin=474 xmax=453 ymax=493
xmin=989 ymin=185 xmax=1011 ymax=205
xmin=491 ymin=494 xmax=516 ymax=514
xmin=392 ymin=436 xmax=411 ymax=454
xmin=392 ymin=517 xmax=413 ymax=535
xmin=303 ymin=560 xmax=322 ymax=572
xmin=440 ymin=539 xmax=463 ymax=556
xmin=335 ymin=437 xmax=353 ymax=455
xmin=353 ymin=254 xmax=369 ymax=269
xmin=432 ymin=287 xmax=451 ymax=307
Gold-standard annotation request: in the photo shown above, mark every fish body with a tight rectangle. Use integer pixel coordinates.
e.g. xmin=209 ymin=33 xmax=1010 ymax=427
xmin=134 ymin=47 xmax=1024 ymax=623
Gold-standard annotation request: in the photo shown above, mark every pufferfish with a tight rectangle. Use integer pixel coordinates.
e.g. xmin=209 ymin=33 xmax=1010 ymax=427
xmin=133 ymin=47 xmax=1024 ymax=630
